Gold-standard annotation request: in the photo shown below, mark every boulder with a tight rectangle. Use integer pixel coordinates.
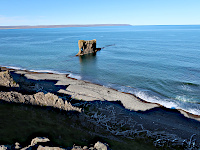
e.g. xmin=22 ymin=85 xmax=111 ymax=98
xmin=20 ymin=137 xmax=50 ymax=150
xmin=15 ymin=142 xmax=21 ymax=149
xmin=94 ymin=141 xmax=108 ymax=150
xmin=76 ymin=39 xmax=101 ymax=56
xmin=30 ymin=137 xmax=50 ymax=146
xmin=0 ymin=138 xmax=109 ymax=150
xmin=0 ymin=145 xmax=10 ymax=150
xmin=37 ymin=145 xmax=65 ymax=150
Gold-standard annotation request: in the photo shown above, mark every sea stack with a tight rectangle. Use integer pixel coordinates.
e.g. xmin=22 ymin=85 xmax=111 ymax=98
xmin=76 ymin=39 xmax=101 ymax=56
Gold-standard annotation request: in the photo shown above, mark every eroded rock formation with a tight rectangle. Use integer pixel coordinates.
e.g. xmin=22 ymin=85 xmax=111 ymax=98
xmin=0 ymin=91 xmax=81 ymax=112
xmin=76 ymin=39 xmax=101 ymax=56
xmin=0 ymin=70 xmax=19 ymax=87
xmin=0 ymin=70 xmax=81 ymax=112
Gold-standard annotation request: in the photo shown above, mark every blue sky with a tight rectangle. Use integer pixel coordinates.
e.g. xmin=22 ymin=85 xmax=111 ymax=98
xmin=0 ymin=0 xmax=200 ymax=26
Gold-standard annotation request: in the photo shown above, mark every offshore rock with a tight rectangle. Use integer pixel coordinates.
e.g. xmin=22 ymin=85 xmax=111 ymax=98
xmin=76 ymin=39 xmax=101 ymax=56
xmin=0 ymin=91 xmax=82 ymax=112
xmin=0 ymin=70 xmax=19 ymax=87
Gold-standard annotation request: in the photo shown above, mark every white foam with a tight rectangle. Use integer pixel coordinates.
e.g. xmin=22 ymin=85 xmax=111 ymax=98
xmin=3 ymin=66 xmax=26 ymax=70
xmin=180 ymin=84 xmax=193 ymax=92
xmin=103 ymin=83 xmax=116 ymax=89
xmin=29 ymin=69 xmax=65 ymax=74
xmin=133 ymin=90 xmax=200 ymax=115
xmin=134 ymin=90 xmax=178 ymax=108
xmin=68 ymin=73 xmax=82 ymax=80
xmin=175 ymin=95 xmax=191 ymax=102
xmin=2 ymin=66 xmax=67 ymax=75
xmin=184 ymin=108 xmax=200 ymax=116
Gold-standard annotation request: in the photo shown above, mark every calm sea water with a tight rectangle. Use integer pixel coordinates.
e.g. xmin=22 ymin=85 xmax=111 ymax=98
xmin=0 ymin=25 xmax=200 ymax=115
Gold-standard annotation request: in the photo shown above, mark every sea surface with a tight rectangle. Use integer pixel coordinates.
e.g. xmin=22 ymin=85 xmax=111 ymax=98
xmin=0 ymin=25 xmax=200 ymax=115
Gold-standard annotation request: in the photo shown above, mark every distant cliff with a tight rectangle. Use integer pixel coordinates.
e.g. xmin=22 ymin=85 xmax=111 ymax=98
xmin=0 ymin=24 xmax=132 ymax=29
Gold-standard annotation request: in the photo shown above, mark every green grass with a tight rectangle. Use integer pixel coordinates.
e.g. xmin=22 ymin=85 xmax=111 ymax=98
xmin=0 ymin=102 xmax=156 ymax=149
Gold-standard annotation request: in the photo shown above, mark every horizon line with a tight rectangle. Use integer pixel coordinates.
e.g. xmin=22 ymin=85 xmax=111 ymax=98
xmin=0 ymin=24 xmax=200 ymax=30
xmin=0 ymin=24 xmax=131 ymax=29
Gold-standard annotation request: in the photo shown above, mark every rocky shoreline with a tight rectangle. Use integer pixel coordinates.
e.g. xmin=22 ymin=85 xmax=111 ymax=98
xmin=0 ymin=67 xmax=200 ymax=149
xmin=0 ymin=70 xmax=81 ymax=112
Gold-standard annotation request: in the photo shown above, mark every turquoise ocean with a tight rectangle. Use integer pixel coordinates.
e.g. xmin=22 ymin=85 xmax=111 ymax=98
xmin=0 ymin=25 xmax=200 ymax=115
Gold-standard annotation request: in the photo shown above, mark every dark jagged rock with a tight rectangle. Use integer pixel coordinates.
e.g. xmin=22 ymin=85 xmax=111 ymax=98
xmin=76 ymin=39 xmax=101 ymax=56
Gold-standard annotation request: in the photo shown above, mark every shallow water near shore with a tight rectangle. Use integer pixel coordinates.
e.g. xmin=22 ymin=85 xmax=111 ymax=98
xmin=0 ymin=25 xmax=200 ymax=115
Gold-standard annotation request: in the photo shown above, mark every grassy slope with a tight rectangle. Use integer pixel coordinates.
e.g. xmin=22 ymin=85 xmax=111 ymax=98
xmin=0 ymin=102 xmax=156 ymax=150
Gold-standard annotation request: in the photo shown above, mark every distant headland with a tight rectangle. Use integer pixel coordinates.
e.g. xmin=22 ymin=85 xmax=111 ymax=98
xmin=0 ymin=24 xmax=132 ymax=29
